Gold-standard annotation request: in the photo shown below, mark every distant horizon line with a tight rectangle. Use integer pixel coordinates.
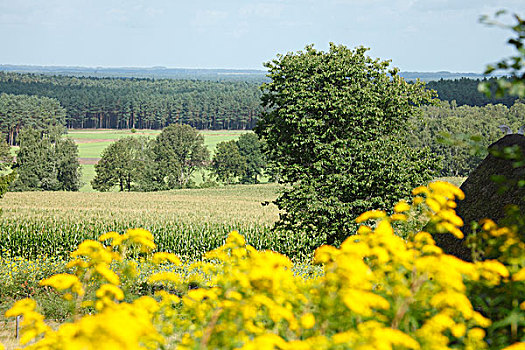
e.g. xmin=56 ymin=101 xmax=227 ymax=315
xmin=0 ymin=63 xmax=488 ymax=75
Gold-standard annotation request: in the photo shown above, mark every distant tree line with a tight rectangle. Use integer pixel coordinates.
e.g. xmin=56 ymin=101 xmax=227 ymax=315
xmin=1 ymin=72 xmax=521 ymax=136
xmin=0 ymin=72 xmax=261 ymax=131
xmin=425 ymin=77 xmax=519 ymax=107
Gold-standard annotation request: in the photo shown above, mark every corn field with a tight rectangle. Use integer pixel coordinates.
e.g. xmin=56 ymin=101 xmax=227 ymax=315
xmin=0 ymin=184 xmax=284 ymax=260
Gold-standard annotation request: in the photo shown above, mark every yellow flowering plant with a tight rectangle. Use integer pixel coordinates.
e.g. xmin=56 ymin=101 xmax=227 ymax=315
xmin=2 ymin=181 xmax=524 ymax=349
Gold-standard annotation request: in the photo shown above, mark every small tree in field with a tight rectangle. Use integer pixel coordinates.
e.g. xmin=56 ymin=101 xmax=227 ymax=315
xmin=147 ymin=124 xmax=209 ymax=189
xmin=92 ymin=137 xmax=149 ymax=192
xmin=237 ymin=133 xmax=266 ymax=184
xmin=211 ymin=140 xmax=246 ymax=184
xmin=256 ymin=44 xmax=439 ymax=247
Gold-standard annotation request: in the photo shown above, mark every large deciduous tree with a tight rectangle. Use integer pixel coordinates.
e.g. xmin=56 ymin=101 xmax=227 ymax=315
xmin=255 ymin=44 xmax=439 ymax=247
xmin=12 ymin=128 xmax=81 ymax=191
xmin=237 ymin=133 xmax=266 ymax=184
xmin=92 ymin=137 xmax=149 ymax=192
xmin=211 ymin=140 xmax=246 ymax=184
xmin=147 ymin=124 xmax=209 ymax=189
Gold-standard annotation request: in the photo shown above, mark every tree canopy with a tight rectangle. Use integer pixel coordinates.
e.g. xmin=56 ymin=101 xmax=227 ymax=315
xmin=0 ymin=93 xmax=66 ymax=145
xmin=92 ymin=137 xmax=149 ymax=192
xmin=211 ymin=140 xmax=246 ymax=184
xmin=256 ymin=44 xmax=439 ymax=247
xmin=11 ymin=128 xmax=81 ymax=191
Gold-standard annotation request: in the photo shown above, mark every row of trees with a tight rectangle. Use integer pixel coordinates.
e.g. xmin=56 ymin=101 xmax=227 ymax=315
xmin=92 ymin=126 xmax=266 ymax=192
xmin=426 ymin=77 xmax=519 ymax=107
xmin=0 ymin=73 xmax=262 ymax=130
xmin=0 ymin=71 xmax=520 ymax=136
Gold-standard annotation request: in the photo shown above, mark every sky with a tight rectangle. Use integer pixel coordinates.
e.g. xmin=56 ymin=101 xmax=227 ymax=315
xmin=1 ymin=0 xmax=524 ymax=72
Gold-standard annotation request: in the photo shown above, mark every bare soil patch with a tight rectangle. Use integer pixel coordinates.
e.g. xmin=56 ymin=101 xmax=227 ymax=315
xmin=78 ymin=158 xmax=100 ymax=165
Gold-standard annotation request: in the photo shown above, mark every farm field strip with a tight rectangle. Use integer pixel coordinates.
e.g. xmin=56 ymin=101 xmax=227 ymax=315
xmin=0 ymin=184 xmax=280 ymax=260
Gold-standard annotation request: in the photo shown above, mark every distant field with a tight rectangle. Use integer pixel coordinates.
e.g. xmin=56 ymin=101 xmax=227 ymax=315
xmin=64 ymin=129 xmax=250 ymax=191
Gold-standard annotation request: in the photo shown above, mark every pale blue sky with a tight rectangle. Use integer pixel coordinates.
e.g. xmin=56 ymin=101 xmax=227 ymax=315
xmin=1 ymin=0 xmax=524 ymax=72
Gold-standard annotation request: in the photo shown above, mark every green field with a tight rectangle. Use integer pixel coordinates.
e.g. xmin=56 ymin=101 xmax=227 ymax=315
xmin=64 ymin=129 xmax=250 ymax=191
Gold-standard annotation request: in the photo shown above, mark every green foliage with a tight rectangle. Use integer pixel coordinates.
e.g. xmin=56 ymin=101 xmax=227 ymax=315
xmin=256 ymin=43 xmax=439 ymax=245
xmin=408 ymin=100 xmax=525 ymax=176
xmin=0 ymin=73 xmax=262 ymax=130
xmin=11 ymin=128 xmax=81 ymax=191
xmin=237 ymin=132 xmax=266 ymax=184
xmin=92 ymin=137 xmax=149 ymax=192
xmin=0 ymin=93 xmax=66 ymax=145
xmin=479 ymin=12 xmax=525 ymax=98
xmin=145 ymin=124 xmax=209 ymax=190
xmin=426 ymin=77 xmax=519 ymax=107
xmin=211 ymin=140 xmax=246 ymax=184
xmin=211 ymin=133 xmax=266 ymax=185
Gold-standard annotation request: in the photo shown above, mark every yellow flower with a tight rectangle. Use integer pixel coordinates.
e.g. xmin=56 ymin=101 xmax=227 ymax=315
xmin=438 ymin=209 xmax=464 ymax=227
xmin=148 ymin=272 xmax=182 ymax=284
xmin=412 ymin=186 xmax=429 ymax=196
xmin=5 ymin=298 xmax=36 ymax=317
xmin=357 ymin=225 xmax=372 ymax=234
xmin=240 ymin=334 xmax=287 ymax=350
xmin=391 ymin=213 xmax=408 ymax=221
xmin=300 ymin=313 xmax=315 ymax=329
xmin=126 ymin=228 xmax=156 ymax=251
xmin=313 ymin=245 xmax=339 ymax=264
xmin=500 ymin=343 xmax=525 ymax=350
xmin=512 ymin=267 xmax=525 ymax=281
xmin=429 ymin=181 xmax=465 ymax=200
xmin=40 ymin=273 xmax=84 ymax=295
xmin=394 ymin=200 xmax=411 ymax=213
xmin=355 ymin=210 xmax=387 ymax=223
xmin=425 ymin=198 xmax=441 ymax=212
xmin=95 ymin=264 xmax=120 ymax=285
xmin=477 ymin=260 xmax=510 ymax=284
xmin=436 ymin=222 xmax=464 ymax=239
xmin=96 ymin=284 xmax=124 ymax=301
xmin=152 ymin=252 xmax=182 ymax=266
xmin=98 ymin=231 xmax=120 ymax=242
xmin=226 ymin=230 xmax=246 ymax=246
xmin=342 ymin=289 xmax=389 ymax=316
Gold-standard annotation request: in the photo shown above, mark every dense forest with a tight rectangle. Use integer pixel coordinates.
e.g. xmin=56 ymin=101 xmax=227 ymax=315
xmin=426 ymin=77 xmax=519 ymax=106
xmin=0 ymin=72 xmax=262 ymax=130
xmin=0 ymin=72 xmax=519 ymax=135
xmin=409 ymin=100 xmax=525 ymax=176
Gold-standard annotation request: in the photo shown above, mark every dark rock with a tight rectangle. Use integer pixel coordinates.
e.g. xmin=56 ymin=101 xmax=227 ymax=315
xmin=433 ymin=134 xmax=525 ymax=261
